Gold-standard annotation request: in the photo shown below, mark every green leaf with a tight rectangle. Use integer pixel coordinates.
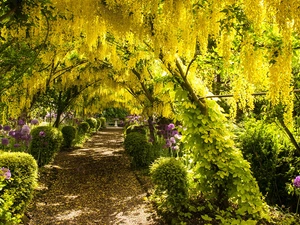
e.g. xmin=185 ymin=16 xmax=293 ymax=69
xmin=201 ymin=214 xmax=212 ymax=221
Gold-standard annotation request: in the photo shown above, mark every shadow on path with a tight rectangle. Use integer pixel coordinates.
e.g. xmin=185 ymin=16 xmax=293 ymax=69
xmin=27 ymin=128 xmax=161 ymax=225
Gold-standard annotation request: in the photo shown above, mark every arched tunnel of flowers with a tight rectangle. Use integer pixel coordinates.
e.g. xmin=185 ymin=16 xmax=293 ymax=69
xmin=2 ymin=0 xmax=300 ymax=224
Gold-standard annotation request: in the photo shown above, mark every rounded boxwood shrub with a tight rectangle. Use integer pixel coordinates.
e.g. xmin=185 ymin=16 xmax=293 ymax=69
xmin=78 ymin=122 xmax=90 ymax=134
xmin=150 ymin=157 xmax=188 ymax=217
xmin=237 ymin=118 xmax=296 ymax=207
xmin=29 ymin=126 xmax=63 ymax=167
xmin=61 ymin=125 xmax=77 ymax=148
xmin=123 ymin=131 xmax=152 ymax=168
xmin=0 ymin=152 xmax=38 ymax=224
xmin=86 ymin=118 xmax=97 ymax=130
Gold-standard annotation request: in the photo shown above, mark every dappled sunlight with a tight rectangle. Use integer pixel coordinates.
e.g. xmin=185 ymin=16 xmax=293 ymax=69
xmin=108 ymin=193 xmax=155 ymax=224
xmin=27 ymin=128 xmax=159 ymax=224
xmin=44 ymin=164 xmax=63 ymax=170
xmin=68 ymin=148 xmax=90 ymax=156
xmin=113 ymin=203 xmax=154 ymax=225
xmin=55 ymin=208 xmax=89 ymax=221
xmin=36 ymin=202 xmax=61 ymax=207
xmin=64 ymin=195 xmax=79 ymax=200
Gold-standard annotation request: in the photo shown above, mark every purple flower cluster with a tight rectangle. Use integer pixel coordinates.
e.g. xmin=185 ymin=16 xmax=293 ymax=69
xmin=30 ymin=119 xmax=39 ymax=125
xmin=1 ymin=167 xmax=11 ymax=180
xmin=294 ymin=176 xmax=300 ymax=188
xmin=156 ymin=123 xmax=182 ymax=150
xmin=18 ymin=119 xmax=25 ymax=126
xmin=9 ymin=125 xmax=32 ymax=146
xmin=126 ymin=115 xmax=142 ymax=125
xmin=1 ymin=138 xmax=9 ymax=146
xmin=3 ymin=125 xmax=11 ymax=132
xmin=0 ymin=122 xmax=33 ymax=149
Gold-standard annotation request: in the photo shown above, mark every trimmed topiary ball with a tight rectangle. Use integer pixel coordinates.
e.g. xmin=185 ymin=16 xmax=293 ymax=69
xmin=124 ymin=131 xmax=151 ymax=168
xmin=61 ymin=125 xmax=77 ymax=148
xmin=0 ymin=152 xmax=38 ymax=224
xmin=150 ymin=157 xmax=189 ymax=216
xmin=78 ymin=122 xmax=90 ymax=134
xmin=29 ymin=126 xmax=63 ymax=167
xmin=86 ymin=118 xmax=97 ymax=130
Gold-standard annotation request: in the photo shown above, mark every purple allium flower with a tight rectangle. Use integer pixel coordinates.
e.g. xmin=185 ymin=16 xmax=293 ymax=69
xmin=13 ymin=131 xmax=22 ymax=139
xmin=8 ymin=130 xmax=15 ymax=137
xmin=18 ymin=119 xmax=25 ymax=125
xmin=165 ymin=139 xmax=172 ymax=148
xmin=3 ymin=125 xmax=11 ymax=132
xmin=21 ymin=125 xmax=30 ymax=135
xmin=174 ymin=134 xmax=182 ymax=140
xmin=21 ymin=134 xmax=32 ymax=141
xmin=39 ymin=131 xmax=46 ymax=137
xmin=1 ymin=138 xmax=9 ymax=146
xmin=13 ymin=143 xmax=21 ymax=148
xmin=294 ymin=176 xmax=300 ymax=188
xmin=167 ymin=123 xmax=175 ymax=130
xmin=170 ymin=137 xmax=176 ymax=144
xmin=172 ymin=146 xmax=179 ymax=151
xmin=30 ymin=119 xmax=39 ymax=125
xmin=1 ymin=167 xmax=11 ymax=179
xmin=172 ymin=130 xmax=179 ymax=135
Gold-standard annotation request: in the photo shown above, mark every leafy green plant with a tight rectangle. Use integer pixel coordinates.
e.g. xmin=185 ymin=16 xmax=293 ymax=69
xmin=150 ymin=157 xmax=189 ymax=223
xmin=77 ymin=122 xmax=90 ymax=134
xmin=123 ymin=131 xmax=152 ymax=168
xmin=61 ymin=125 xmax=77 ymax=148
xmin=236 ymin=118 xmax=296 ymax=207
xmin=173 ymin=89 xmax=269 ymax=222
xmin=29 ymin=126 xmax=63 ymax=167
xmin=86 ymin=118 xmax=97 ymax=131
xmin=0 ymin=152 xmax=38 ymax=224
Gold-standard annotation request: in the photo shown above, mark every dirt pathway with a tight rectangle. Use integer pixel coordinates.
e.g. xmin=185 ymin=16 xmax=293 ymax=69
xmin=26 ymin=128 xmax=161 ymax=225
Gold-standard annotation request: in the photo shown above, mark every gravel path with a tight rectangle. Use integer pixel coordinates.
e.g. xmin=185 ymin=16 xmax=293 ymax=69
xmin=26 ymin=128 xmax=161 ymax=225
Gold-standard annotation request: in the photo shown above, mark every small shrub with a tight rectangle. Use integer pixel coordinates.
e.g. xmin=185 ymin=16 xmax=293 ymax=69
xmin=29 ymin=126 xmax=63 ymax=167
xmin=0 ymin=152 xmax=38 ymax=224
xmin=86 ymin=118 xmax=97 ymax=130
xmin=150 ymin=157 xmax=189 ymax=220
xmin=236 ymin=118 xmax=295 ymax=207
xmin=100 ymin=117 xmax=106 ymax=128
xmin=123 ymin=132 xmax=152 ymax=168
xmin=78 ymin=122 xmax=90 ymax=134
xmin=61 ymin=125 xmax=77 ymax=148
